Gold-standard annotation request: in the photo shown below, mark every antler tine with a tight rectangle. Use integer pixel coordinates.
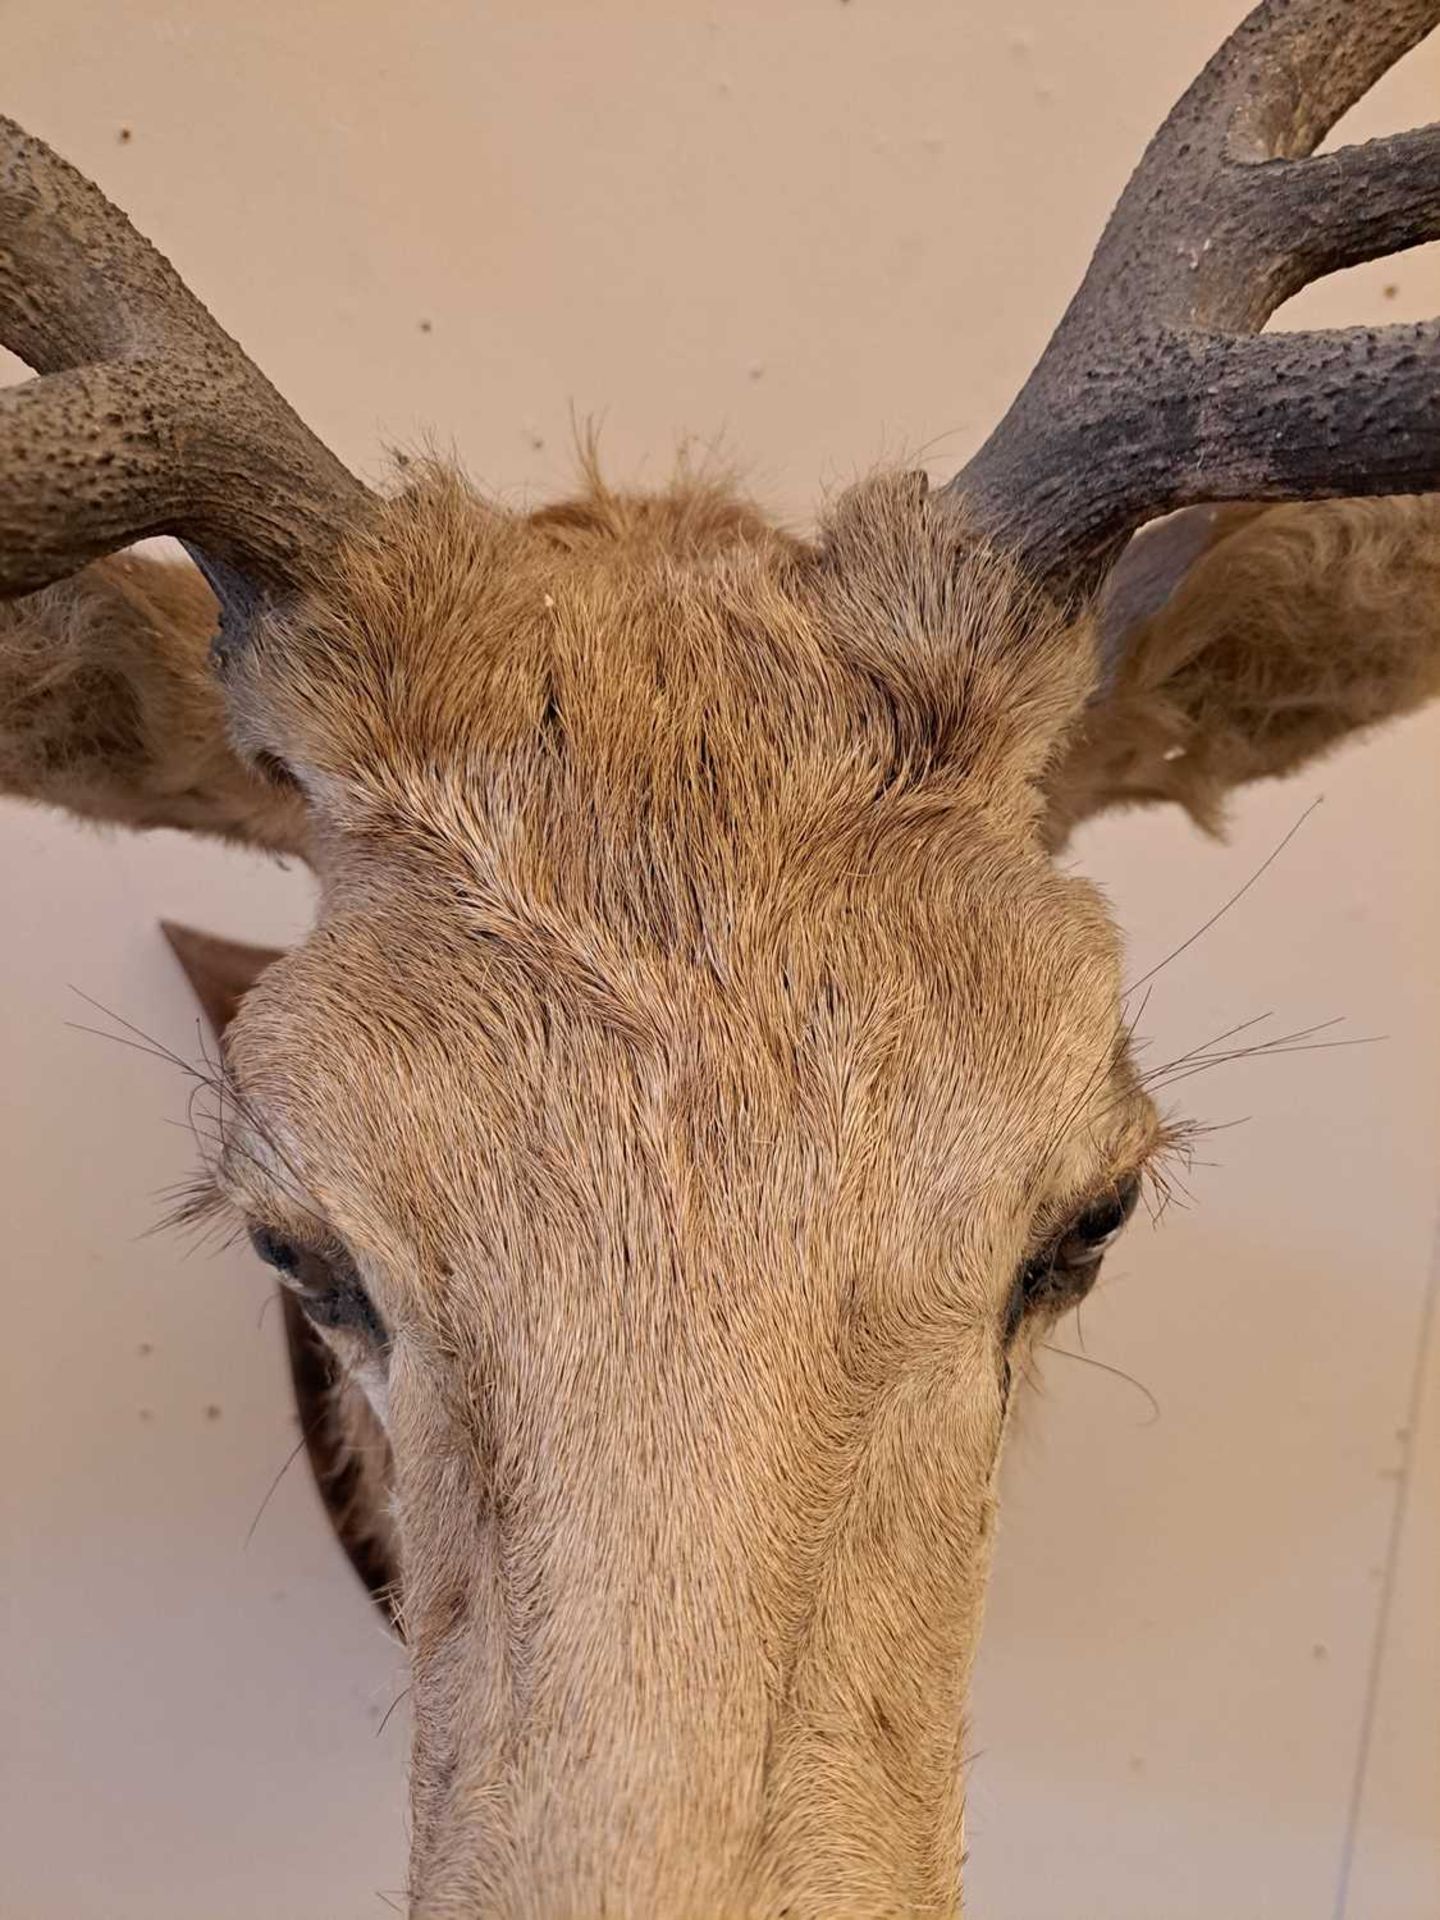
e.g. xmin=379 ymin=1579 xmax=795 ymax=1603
xmin=0 ymin=116 xmax=372 ymax=598
xmin=945 ymin=0 xmax=1440 ymax=597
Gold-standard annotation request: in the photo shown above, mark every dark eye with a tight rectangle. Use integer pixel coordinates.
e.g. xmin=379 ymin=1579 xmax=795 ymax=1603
xmin=248 ymin=1226 xmax=388 ymax=1344
xmin=1004 ymin=1172 xmax=1141 ymax=1341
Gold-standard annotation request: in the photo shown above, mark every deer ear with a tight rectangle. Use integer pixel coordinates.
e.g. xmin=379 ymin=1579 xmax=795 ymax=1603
xmin=1044 ymin=497 xmax=1440 ymax=845
xmin=160 ymin=921 xmax=285 ymax=1041
xmin=180 ymin=542 xmax=271 ymax=664
xmin=1092 ymin=507 xmax=1260 ymax=687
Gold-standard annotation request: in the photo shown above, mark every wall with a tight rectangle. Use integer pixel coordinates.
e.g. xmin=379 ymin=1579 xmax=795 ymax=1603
xmin=2 ymin=4 xmax=1437 ymax=1915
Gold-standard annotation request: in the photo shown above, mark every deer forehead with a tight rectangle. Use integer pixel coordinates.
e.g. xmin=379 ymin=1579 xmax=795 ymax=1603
xmin=204 ymin=472 xmax=1145 ymax=1347
xmin=224 ymin=467 xmax=1098 ymax=840
xmin=219 ymin=835 xmax=1143 ymax=1300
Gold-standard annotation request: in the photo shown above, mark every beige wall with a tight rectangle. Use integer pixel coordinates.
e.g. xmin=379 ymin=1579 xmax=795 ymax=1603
xmin=2 ymin=5 xmax=1437 ymax=1916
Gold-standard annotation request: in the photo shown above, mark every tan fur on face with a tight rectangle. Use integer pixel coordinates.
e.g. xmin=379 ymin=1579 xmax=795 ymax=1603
xmin=12 ymin=463 xmax=1438 ymax=1914
xmin=202 ymin=464 xmax=1159 ymax=1917
xmin=1 ymin=411 xmax=1435 ymax=1913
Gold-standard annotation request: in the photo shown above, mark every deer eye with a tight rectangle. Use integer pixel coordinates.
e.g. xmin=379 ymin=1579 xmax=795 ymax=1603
xmin=1004 ymin=1172 xmax=1142 ymax=1341
xmin=248 ymin=1226 xmax=388 ymax=1344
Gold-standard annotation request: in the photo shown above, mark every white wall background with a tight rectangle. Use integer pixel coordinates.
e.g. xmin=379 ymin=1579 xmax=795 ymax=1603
xmin=2 ymin=4 xmax=1436 ymax=1916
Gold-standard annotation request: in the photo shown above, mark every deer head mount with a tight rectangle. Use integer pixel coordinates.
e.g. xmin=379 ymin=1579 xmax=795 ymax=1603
xmin=2 ymin=4 xmax=1438 ymax=1915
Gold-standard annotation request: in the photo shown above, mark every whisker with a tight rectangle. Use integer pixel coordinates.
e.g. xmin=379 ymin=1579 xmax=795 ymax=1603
xmin=1125 ymin=980 xmax=1154 ymax=1035
xmin=1138 ymin=1014 xmax=1342 ymax=1088
xmin=1070 ymin=1020 xmax=1384 ymax=1148
xmin=1142 ymin=1009 xmax=1277 ymax=1076
xmin=1124 ymin=795 xmax=1322 ymax=996
xmin=1143 ymin=1032 xmax=1383 ymax=1098
xmin=376 ymin=1685 xmax=412 ymax=1740
xmin=244 ymin=1427 xmax=315 ymax=1549
xmin=68 ymin=989 xmax=318 ymax=1204
xmin=1041 ymin=1342 xmax=1162 ymax=1424
xmin=65 ymin=1018 xmax=217 ymax=1082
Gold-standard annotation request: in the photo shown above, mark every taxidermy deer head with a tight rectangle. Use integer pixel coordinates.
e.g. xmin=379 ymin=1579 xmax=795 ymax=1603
xmin=3 ymin=2 xmax=1439 ymax=1913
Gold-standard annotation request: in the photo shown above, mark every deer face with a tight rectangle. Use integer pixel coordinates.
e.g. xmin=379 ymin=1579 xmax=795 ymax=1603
xmin=191 ymin=470 xmax=1162 ymax=1912
xmin=4 ymin=2 xmax=1438 ymax=1913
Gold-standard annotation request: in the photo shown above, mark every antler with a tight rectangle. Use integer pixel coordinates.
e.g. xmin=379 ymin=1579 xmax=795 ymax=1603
xmin=0 ymin=117 xmax=372 ymax=598
xmin=946 ymin=0 xmax=1440 ymax=595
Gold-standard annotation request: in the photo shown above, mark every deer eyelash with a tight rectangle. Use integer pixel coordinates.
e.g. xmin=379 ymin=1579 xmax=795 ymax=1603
xmin=62 ymin=990 xmax=325 ymax=1251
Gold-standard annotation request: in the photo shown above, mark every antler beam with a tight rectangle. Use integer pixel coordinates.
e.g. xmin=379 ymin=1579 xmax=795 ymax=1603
xmin=946 ymin=0 xmax=1440 ymax=594
xmin=0 ymin=117 xmax=371 ymax=598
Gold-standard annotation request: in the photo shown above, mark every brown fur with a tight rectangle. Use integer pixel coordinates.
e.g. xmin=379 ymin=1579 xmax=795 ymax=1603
xmin=1048 ymin=496 xmax=1440 ymax=839
xmin=0 ymin=550 xmax=306 ymax=851
xmin=210 ymin=466 xmax=1140 ymax=1917
xmin=6 ymin=462 xmax=1439 ymax=1916
xmin=160 ymin=922 xmax=403 ymax=1616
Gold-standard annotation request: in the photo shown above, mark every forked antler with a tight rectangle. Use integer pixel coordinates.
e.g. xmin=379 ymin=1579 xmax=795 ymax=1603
xmin=947 ymin=0 xmax=1440 ymax=595
xmin=3 ymin=5 xmax=1436 ymax=611
xmin=0 ymin=117 xmax=372 ymax=598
